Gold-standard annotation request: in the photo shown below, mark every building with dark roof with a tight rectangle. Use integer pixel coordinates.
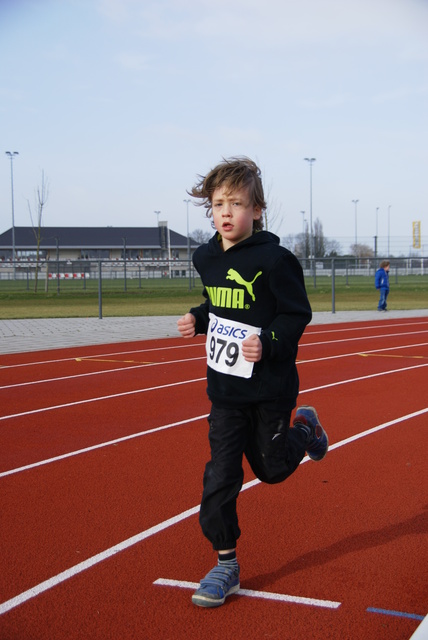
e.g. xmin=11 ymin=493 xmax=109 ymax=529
xmin=0 ymin=223 xmax=198 ymax=262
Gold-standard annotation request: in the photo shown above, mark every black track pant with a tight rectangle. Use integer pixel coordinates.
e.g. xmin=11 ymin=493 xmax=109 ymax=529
xmin=199 ymin=403 xmax=307 ymax=551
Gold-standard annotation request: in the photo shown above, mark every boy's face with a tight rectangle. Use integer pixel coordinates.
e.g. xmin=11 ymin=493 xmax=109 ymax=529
xmin=211 ymin=185 xmax=262 ymax=251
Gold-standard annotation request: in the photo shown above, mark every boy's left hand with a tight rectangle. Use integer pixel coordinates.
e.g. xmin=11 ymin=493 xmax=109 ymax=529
xmin=242 ymin=333 xmax=262 ymax=362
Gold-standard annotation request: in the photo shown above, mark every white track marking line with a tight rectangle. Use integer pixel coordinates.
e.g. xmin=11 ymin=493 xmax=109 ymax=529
xmin=2 ymin=338 xmax=427 ymax=391
xmin=0 ymin=342 xmax=205 ymax=370
xmin=409 ymin=613 xmax=428 ymax=639
xmin=0 ymin=506 xmax=200 ymax=616
xmin=303 ymin=361 xmax=428 ymax=393
xmin=1 ymin=325 xmax=427 ymax=374
xmin=153 ymin=579 xmax=341 ymax=609
xmin=306 ymin=320 xmax=428 ymax=337
xmin=2 ymin=363 xmax=428 ymax=477
xmin=1 ymin=360 xmax=427 ymax=425
xmin=298 ymin=341 xmax=428 ymax=365
xmin=0 ymin=415 xmax=209 ymax=478
xmin=0 ymin=377 xmax=205 ymax=423
xmin=300 ymin=328 xmax=428 ymax=348
xmin=1 ymin=319 xmax=426 ymax=372
xmin=0 ymin=356 xmax=206 ymax=390
xmin=0 ymin=407 xmax=426 ymax=616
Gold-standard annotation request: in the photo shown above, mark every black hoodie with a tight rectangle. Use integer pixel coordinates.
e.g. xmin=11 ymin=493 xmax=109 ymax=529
xmin=190 ymin=231 xmax=312 ymax=410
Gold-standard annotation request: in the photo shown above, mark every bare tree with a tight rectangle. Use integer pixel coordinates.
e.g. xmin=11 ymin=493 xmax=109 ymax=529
xmin=293 ymin=229 xmax=311 ymax=259
xmin=27 ymin=171 xmax=49 ymax=292
xmin=350 ymin=243 xmax=374 ymax=258
xmin=324 ymin=238 xmax=342 ymax=257
xmin=313 ymin=217 xmax=326 ymax=257
xmin=263 ymin=184 xmax=284 ymax=234
xmin=281 ymin=234 xmax=297 ymax=252
xmin=191 ymin=228 xmax=211 ymax=244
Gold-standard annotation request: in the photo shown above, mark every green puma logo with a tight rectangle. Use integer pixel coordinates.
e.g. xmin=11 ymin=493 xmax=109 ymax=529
xmin=226 ymin=268 xmax=262 ymax=301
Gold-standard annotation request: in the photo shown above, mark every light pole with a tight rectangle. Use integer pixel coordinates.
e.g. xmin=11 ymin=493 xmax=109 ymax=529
xmin=351 ymin=199 xmax=359 ymax=252
xmin=375 ymin=207 xmax=379 ymax=261
xmin=5 ymin=151 xmax=19 ymax=275
xmin=300 ymin=210 xmax=306 ymax=260
xmin=183 ymin=199 xmax=191 ymax=290
xmin=154 ymin=210 xmax=161 ymax=225
xmin=304 ymin=158 xmax=316 ymax=276
xmin=387 ymin=205 xmax=391 ymax=257
xmin=122 ymin=236 xmax=127 ymax=292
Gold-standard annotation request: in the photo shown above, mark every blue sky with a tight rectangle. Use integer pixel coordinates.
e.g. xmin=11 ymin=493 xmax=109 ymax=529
xmin=1 ymin=0 xmax=427 ymax=254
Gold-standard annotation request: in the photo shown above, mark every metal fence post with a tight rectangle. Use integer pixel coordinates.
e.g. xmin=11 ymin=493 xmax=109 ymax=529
xmin=331 ymin=258 xmax=336 ymax=314
xmin=98 ymin=260 xmax=103 ymax=319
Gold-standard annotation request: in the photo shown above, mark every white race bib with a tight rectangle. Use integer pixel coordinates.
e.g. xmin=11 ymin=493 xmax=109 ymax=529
xmin=206 ymin=312 xmax=261 ymax=379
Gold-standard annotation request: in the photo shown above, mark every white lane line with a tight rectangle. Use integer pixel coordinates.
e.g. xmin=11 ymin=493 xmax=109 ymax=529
xmin=1 ymin=320 xmax=426 ymax=372
xmin=0 ymin=342 xmax=205 ymax=370
xmin=4 ymin=319 xmax=425 ymax=371
xmin=409 ymin=613 xmax=428 ymax=639
xmin=0 ymin=415 xmax=209 ymax=478
xmin=1 ymin=359 xmax=427 ymax=425
xmin=298 ymin=341 xmax=428 ymax=365
xmin=0 ymin=356 xmax=206 ymax=391
xmin=300 ymin=329 xmax=428 ymax=348
xmin=0 ymin=407 xmax=426 ymax=616
xmin=303 ymin=362 xmax=428 ymax=393
xmin=1 ymin=327 xmax=427 ymax=382
xmin=2 ymin=364 xmax=428 ymax=478
xmin=2 ymin=338 xmax=427 ymax=392
xmin=153 ymin=579 xmax=341 ymax=609
xmin=0 ymin=377 xmax=205 ymax=423
xmin=306 ymin=320 xmax=428 ymax=337
xmin=0 ymin=505 xmax=200 ymax=616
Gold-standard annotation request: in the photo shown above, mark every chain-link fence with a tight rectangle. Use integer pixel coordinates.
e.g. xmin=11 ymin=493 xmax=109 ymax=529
xmin=0 ymin=258 xmax=197 ymax=288
xmin=1 ymin=256 xmax=427 ymax=317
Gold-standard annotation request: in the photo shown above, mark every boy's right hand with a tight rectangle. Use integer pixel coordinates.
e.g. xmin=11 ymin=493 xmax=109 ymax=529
xmin=177 ymin=313 xmax=196 ymax=338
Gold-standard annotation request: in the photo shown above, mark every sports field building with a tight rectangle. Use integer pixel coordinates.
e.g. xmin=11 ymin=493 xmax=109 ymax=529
xmin=0 ymin=223 xmax=200 ymax=280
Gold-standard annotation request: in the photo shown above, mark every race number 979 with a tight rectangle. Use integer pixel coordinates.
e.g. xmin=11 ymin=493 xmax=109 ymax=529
xmin=208 ymin=336 xmax=239 ymax=368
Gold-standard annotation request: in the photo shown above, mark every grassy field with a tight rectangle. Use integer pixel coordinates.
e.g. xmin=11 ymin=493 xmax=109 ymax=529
xmin=0 ymin=275 xmax=427 ymax=319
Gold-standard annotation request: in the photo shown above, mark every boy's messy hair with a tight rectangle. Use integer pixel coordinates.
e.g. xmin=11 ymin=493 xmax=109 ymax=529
xmin=380 ymin=260 xmax=390 ymax=268
xmin=188 ymin=156 xmax=267 ymax=232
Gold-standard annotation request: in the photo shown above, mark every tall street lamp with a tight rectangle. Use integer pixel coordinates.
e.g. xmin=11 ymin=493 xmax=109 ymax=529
xmin=122 ymin=236 xmax=127 ymax=292
xmin=375 ymin=207 xmax=379 ymax=260
xmin=5 ymin=151 xmax=19 ymax=273
xmin=154 ymin=210 xmax=161 ymax=225
xmin=304 ymin=158 xmax=316 ymax=272
xmin=300 ymin=210 xmax=307 ymax=260
xmin=352 ymin=199 xmax=359 ymax=252
xmin=183 ymin=199 xmax=191 ymax=290
xmin=388 ymin=205 xmax=391 ymax=256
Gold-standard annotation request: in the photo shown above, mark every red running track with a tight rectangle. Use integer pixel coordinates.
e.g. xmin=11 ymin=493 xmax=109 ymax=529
xmin=1 ymin=317 xmax=427 ymax=639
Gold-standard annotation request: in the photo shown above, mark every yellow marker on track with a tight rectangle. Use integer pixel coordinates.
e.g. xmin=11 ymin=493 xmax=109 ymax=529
xmin=75 ymin=357 xmax=153 ymax=364
xmin=358 ymin=353 xmax=426 ymax=359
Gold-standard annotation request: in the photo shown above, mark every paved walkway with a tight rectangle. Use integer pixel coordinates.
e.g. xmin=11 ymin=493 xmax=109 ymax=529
xmin=0 ymin=309 xmax=427 ymax=354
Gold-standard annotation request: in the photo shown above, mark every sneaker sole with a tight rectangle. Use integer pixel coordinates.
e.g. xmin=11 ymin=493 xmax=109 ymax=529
xmin=191 ymin=583 xmax=240 ymax=608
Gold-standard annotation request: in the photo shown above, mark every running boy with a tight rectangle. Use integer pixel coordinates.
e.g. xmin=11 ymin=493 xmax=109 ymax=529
xmin=177 ymin=157 xmax=328 ymax=608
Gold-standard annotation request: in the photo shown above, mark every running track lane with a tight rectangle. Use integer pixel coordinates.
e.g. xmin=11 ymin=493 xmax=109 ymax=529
xmin=0 ymin=318 xmax=428 ymax=637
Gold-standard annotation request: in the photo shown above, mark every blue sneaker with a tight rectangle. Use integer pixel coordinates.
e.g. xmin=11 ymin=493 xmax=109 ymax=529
xmin=293 ymin=406 xmax=328 ymax=461
xmin=192 ymin=563 xmax=240 ymax=608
